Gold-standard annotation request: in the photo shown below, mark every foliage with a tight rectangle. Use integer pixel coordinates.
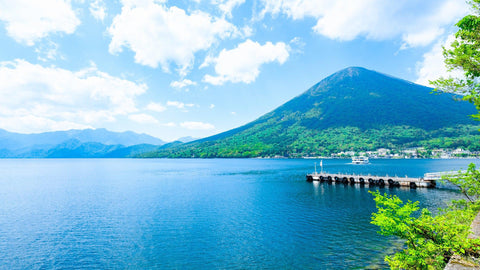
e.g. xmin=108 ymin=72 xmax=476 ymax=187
xmin=371 ymin=164 xmax=480 ymax=269
xmin=140 ymin=124 xmax=480 ymax=158
xmin=446 ymin=164 xmax=480 ymax=202
xmin=432 ymin=0 xmax=480 ymax=121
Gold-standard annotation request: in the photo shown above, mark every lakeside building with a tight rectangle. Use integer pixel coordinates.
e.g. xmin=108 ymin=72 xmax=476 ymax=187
xmin=328 ymin=147 xmax=479 ymax=159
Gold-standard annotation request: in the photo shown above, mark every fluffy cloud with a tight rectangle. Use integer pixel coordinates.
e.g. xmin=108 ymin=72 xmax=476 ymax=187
xmin=415 ymin=35 xmax=464 ymax=87
xmin=108 ymin=0 xmax=238 ymax=74
xmin=170 ymin=79 xmax=197 ymax=89
xmin=260 ymin=0 xmax=467 ymax=48
xmin=0 ymin=60 xmax=147 ymax=133
xmin=180 ymin=121 xmax=215 ymax=130
xmin=129 ymin=113 xmax=159 ymax=124
xmin=203 ymin=39 xmax=289 ymax=85
xmin=90 ymin=0 xmax=107 ymax=21
xmin=0 ymin=0 xmax=80 ymax=45
xmin=212 ymin=0 xmax=245 ymax=17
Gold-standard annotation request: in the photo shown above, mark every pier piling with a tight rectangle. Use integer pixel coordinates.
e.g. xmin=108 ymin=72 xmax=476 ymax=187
xmin=306 ymin=172 xmax=435 ymax=188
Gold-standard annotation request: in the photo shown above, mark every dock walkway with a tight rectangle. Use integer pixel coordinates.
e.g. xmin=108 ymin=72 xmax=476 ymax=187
xmin=306 ymin=172 xmax=436 ymax=188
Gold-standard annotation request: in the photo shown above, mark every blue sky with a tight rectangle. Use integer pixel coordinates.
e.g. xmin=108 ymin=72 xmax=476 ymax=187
xmin=0 ymin=0 xmax=469 ymax=141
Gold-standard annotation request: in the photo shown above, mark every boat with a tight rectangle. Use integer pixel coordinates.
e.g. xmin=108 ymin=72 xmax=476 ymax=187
xmin=352 ymin=156 xmax=369 ymax=164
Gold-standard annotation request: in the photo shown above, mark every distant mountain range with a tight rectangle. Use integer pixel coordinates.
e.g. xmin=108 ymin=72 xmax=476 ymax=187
xmin=142 ymin=67 xmax=480 ymax=158
xmin=0 ymin=128 xmax=165 ymax=158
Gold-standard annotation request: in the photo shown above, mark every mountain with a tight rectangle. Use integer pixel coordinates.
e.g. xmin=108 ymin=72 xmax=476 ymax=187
xmin=0 ymin=128 xmax=165 ymax=149
xmin=44 ymin=139 xmax=121 ymax=158
xmin=0 ymin=128 xmax=165 ymax=158
xmin=143 ymin=67 xmax=480 ymax=158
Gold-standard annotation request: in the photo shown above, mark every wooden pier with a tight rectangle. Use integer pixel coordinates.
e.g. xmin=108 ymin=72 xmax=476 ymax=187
xmin=306 ymin=172 xmax=436 ymax=188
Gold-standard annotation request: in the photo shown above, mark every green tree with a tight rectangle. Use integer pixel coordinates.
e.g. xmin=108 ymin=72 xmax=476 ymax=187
xmin=432 ymin=0 xmax=480 ymax=121
xmin=371 ymin=190 xmax=480 ymax=269
xmin=371 ymin=165 xmax=480 ymax=269
xmin=448 ymin=163 xmax=480 ymax=202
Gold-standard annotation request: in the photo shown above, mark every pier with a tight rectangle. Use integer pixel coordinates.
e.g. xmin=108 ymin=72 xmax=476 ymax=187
xmin=306 ymin=172 xmax=436 ymax=188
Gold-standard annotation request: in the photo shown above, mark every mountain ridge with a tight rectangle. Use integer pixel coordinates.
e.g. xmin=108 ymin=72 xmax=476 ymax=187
xmin=0 ymin=128 xmax=165 ymax=158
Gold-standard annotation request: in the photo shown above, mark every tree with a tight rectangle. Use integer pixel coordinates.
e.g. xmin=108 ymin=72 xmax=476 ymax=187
xmin=448 ymin=163 xmax=480 ymax=202
xmin=371 ymin=1 xmax=480 ymax=268
xmin=371 ymin=190 xmax=480 ymax=269
xmin=371 ymin=165 xmax=480 ymax=269
xmin=432 ymin=0 xmax=480 ymax=121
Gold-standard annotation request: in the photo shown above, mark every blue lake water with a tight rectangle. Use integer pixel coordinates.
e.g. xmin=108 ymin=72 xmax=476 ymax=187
xmin=0 ymin=158 xmax=479 ymax=269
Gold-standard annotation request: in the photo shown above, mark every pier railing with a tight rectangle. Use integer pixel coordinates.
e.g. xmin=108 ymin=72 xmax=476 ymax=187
xmin=423 ymin=170 xmax=466 ymax=180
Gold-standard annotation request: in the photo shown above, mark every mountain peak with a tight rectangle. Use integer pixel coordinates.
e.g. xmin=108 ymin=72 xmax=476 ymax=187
xmin=326 ymin=66 xmax=375 ymax=79
xmin=337 ymin=66 xmax=369 ymax=75
xmin=307 ymin=66 xmax=415 ymax=97
xmin=318 ymin=66 xmax=373 ymax=85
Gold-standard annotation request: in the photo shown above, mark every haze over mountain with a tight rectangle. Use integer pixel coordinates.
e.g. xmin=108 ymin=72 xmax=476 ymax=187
xmin=0 ymin=128 xmax=165 ymax=158
xmin=176 ymin=136 xmax=200 ymax=143
xmin=143 ymin=67 xmax=480 ymax=158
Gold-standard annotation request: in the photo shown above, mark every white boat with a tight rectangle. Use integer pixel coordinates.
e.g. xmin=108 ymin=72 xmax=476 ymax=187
xmin=352 ymin=156 xmax=369 ymax=164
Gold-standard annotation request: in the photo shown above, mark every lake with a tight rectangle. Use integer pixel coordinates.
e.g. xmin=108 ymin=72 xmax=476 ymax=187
xmin=0 ymin=158 xmax=478 ymax=269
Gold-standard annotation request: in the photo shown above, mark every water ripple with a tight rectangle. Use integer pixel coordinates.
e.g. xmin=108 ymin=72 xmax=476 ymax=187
xmin=0 ymin=158 xmax=476 ymax=269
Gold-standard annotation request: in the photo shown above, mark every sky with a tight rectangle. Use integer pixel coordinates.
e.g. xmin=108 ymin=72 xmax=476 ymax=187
xmin=0 ymin=0 xmax=470 ymax=141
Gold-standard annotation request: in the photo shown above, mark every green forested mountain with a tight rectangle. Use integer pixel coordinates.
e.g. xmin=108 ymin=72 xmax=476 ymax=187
xmin=143 ymin=67 xmax=480 ymax=158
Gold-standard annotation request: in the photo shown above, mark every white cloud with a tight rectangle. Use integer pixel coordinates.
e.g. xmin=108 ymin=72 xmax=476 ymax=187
xmin=241 ymin=25 xmax=253 ymax=37
xmin=0 ymin=59 xmax=147 ymax=133
xmin=35 ymin=41 xmax=63 ymax=62
xmin=167 ymin=101 xmax=195 ymax=109
xmin=203 ymin=39 xmax=289 ymax=85
xmin=260 ymin=0 xmax=467 ymax=48
xmin=401 ymin=28 xmax=444 ymax=50
xmin=129 ymin=113 xmax=159 ymax=124
xmin=108 ymin=0 xmax=238 ymax=75
xmin=200 ymin=55 xmax=216 ymax=69
xmin=0 ymin=115 xmax=92 ymax=133
xmin=415 ymin=35 xmax=464 ymax=87
xmin=212 ymin=0 xmax=245 ymax=17
xmin=146 ymin=102 xmax=167 ymax=112
xmin=289 ymin=36 xmax=305 ymax=54
xmin=0 ymin=0 xmax=80 ymax=45
xmin=180 ymin=121 xmax=215 ymax=130
xmin=209 ymin=104 xmax=215 ymax=109
xmin=170 ymin=79 xmax=197 ymax=89
xmin=90 ymin=0 xmax=107 ymax=21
